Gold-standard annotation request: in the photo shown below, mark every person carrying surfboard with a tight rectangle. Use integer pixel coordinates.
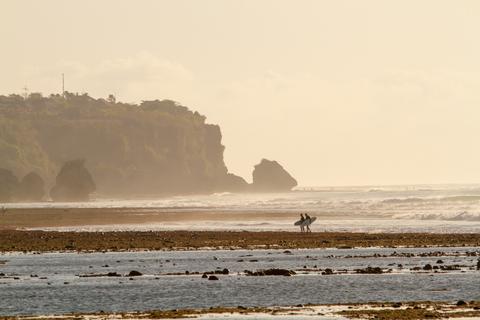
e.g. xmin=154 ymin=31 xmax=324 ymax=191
xmin=299 ymin=214 xmax=305 ymax=232
xmin=305 ymin=213 xmax=312 ymax=233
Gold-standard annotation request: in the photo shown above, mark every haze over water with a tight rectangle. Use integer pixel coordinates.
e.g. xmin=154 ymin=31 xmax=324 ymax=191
xmin=6 ymin=184 xmax=480 ymax=233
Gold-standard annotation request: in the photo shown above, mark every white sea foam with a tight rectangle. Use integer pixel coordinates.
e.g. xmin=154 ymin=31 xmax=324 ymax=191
xmin=6 ymin=183 xmax=480 ymax=233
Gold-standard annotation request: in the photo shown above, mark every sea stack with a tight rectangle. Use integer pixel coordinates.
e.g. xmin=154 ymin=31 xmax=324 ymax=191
xmin=50 ymin=159 xmax=96 ymax=201
xmin=251 ymin=159 xmax=297 ymax=192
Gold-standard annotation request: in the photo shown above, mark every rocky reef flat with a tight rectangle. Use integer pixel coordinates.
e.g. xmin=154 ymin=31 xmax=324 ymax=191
xmin=0 ymin=228 xmax=480 ymax=252
xmin=1 ymin=246 xmax=479 ymax=317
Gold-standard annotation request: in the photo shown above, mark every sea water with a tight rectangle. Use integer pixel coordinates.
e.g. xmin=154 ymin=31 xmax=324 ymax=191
xmin=0 ymin=247 xmax=479 ymax=315
xmin=4 ymin=184 xmax=480 ymax=233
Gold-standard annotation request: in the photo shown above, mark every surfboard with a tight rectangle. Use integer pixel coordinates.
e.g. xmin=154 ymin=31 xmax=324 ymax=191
xmin=302 ymin=217 xmax=317 ymax=226
xmin=294 ymin=217 xmax=317 ymax=226
xmin=294 ymin=219 xmax=303 ymax=226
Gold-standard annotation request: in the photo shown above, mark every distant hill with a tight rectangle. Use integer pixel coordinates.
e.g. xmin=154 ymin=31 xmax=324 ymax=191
xmin=0 ymin=92 xmax=248 ymax=197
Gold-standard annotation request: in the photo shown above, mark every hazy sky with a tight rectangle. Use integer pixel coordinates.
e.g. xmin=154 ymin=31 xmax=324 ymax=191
xmin=2 ymin=0 xmax=480 ymax=186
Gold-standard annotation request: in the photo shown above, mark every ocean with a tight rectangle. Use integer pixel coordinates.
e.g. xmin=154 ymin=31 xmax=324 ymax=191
xmin=4 ymin=184 xmax=480 ymax=233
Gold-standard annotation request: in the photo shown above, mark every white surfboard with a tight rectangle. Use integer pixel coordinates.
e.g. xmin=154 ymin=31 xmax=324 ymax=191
xmin=302 ymin=217 xmax=317 ymax=226
xmin=294 ymin=217 xmax=317 ymax=226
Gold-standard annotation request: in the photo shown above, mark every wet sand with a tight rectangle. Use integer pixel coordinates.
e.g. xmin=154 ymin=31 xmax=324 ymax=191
xmin=0 ymin=207 xmax=296 ymax=229
xmin=1 ymin=229 xmax=479 ymax=252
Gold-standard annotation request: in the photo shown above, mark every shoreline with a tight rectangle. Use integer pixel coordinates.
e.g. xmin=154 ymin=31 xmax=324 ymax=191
xmin=2 ymin=301 xmax=480 ymax=319
xmin=1 ymin=230 xmax=479 ymax=252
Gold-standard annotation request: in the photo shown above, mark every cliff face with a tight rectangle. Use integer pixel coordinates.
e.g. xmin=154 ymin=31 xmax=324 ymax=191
xmin=0 ymin=93 xmax=237 ymax=197
xmin=0 ymin=168 xmax=18 ymax=202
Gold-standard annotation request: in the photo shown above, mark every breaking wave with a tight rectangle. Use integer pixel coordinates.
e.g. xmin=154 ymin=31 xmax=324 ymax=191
xmin=394 ymin=211 xmax=480 ymax=221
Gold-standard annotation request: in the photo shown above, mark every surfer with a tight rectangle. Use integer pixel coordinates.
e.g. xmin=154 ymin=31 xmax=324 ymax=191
xmin=299 ymin=214 xmax=305 ymax=232
xmin=305 ymin=213 xmax=312 ymax=233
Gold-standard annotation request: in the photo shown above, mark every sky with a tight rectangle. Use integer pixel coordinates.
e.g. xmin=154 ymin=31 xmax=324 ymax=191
xmin=1 ymin=0 xmax=480 ymax=186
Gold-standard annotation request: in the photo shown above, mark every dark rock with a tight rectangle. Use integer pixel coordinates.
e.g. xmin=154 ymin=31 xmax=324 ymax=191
xmin=17 ymin=172 xmax=45 ymax=201
xmin=208 ymin=275 xmax=219 ymax=280
xmin=221 ymin=268 xmax=229 ymax=275
xmin=440 ymin=265 xmax=460 ymax=271
xmin=127 ymin=270 xmax=142 ymax=277
xmin=392 ymin=302 xmax=402 ymax=308
xmin=355 ymin=267 xmax=383 ymax=274
xmin=423 ymin=264 xmax=433 ymax=271
xmin=107 ymin=272 xmax=121 ymax=277
xmin=322 ymin=268 xmax=334 ymax=275
xmin=0 ymin=168 xmax=18 ymax=202
xmin=50 ymin=159 xmax=96 ymax=201
xmin=436 ymin=259 xmax=444 ymax=264
xmin=245 ymin=268 xmax=295 ymax=276
xmin=263 ymin=268 xmax=295 ymax=276
xmin=251 ymin=159 xmax=297 ymax=192
xmin=477 ymin=259 xmax=480 ymax=270
xmin=202 ymin=273 xmax=208 ymax=278
xmin=457 ymin=300 xmax=467 ymax=306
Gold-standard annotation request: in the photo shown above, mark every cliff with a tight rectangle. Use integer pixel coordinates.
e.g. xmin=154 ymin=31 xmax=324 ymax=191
xmin=0 ymin=93 xmax=238 ymax=197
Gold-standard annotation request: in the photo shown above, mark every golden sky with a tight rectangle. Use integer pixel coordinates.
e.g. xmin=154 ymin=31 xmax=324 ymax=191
xmin=2 ymin=0 xmax=480 ymax=186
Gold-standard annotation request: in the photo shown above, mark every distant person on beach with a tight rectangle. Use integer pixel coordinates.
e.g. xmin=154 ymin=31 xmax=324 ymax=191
xmin=299 ymin=214 xmax=305 ymax=232
xmin=305 ymin=213 xmax=312 ymax=233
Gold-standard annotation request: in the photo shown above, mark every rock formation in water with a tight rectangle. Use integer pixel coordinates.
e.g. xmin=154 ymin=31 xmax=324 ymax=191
xmin=219 ymin=173 xmax=249 ymax=192
xmin=50 ymin=159 xmax=96 ymax=201
xmin=251 ymin=159 xmax=297 ymax=192
xmin=0 ymin=168 xmax=18 ymax=202
xmin=17 ymin=172 xmax=45 ymax=201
